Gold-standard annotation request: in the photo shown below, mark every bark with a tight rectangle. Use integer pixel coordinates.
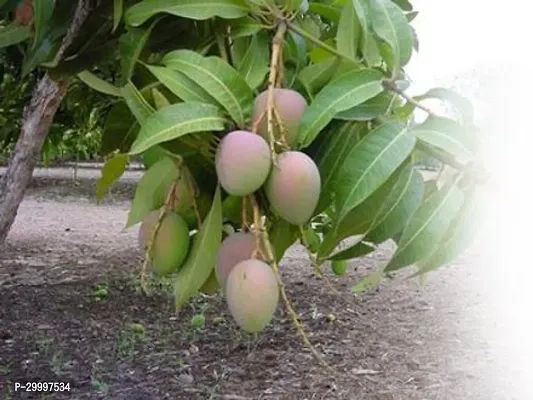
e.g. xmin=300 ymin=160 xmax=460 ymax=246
xmin=0 ymin=75 xmax=69 ymax=246
xmin=0 ymin=0 xmax=90 ymax=248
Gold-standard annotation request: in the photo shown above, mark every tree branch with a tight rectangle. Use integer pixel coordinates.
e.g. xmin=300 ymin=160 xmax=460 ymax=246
xmin=382 ymin=79 xmax=438 ymax=117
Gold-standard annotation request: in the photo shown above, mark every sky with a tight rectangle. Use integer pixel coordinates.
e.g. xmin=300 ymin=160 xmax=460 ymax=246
xmin=407 ymin=0 xmax=522 ymax=87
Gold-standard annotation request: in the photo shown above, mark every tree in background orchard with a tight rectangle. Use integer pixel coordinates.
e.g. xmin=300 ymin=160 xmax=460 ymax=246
xmin=0 ymin=0 xmax=139 ymax=243
xmin=0 ymin=49 xmax=113 ymax=166
xmin=1 ymin=0 xmax=484 ymax=367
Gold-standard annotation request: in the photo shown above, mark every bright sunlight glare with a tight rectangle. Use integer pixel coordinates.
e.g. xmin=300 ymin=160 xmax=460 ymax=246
xmin=409 ymin=0 xmax=532 ymax=397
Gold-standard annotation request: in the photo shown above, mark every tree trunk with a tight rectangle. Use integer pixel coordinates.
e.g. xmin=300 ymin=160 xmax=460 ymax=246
xmin=0 ymin=75 xmax=69 ymax=246
xmin=0 ymin=0 xmax=90 ymax=247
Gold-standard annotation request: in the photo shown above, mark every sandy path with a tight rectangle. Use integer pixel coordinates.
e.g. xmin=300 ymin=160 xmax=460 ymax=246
xmin=1 ymin=167 xmax=531 ymax=399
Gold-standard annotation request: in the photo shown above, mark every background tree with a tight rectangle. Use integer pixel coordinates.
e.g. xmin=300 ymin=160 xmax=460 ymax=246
xmin=0 ymin=0 xmax=131 ymax=243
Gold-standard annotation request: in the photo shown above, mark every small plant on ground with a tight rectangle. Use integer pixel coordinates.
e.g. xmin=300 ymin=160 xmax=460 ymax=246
xmin=92 ymin=283 xmax=108 ymax=301
xmin=115 ymin=322 xmax=148 ymax=360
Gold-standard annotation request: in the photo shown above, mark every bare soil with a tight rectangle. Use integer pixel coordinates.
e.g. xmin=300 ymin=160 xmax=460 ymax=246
xmin=0 ymin=166 xmax=529 ymax=400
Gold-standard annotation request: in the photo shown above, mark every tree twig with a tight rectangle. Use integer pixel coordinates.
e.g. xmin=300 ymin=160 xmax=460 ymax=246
xmin=251 ymin=196 xmax=332 ymax=371
xmin=241 ymin=196 xmax=250 ymax=232
xmin=382 ymin=80 xmax=438 ymax=117
xmin=265 ymin=21 xmax=287 ymax=164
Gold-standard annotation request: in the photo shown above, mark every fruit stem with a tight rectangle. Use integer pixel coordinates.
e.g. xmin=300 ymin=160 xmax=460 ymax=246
xmin=250 ymin=195 xmax=333 ymax=371
xmin=140 ymin=158 xmax=183 ymax=294
xmin=287 ymin=22 xmax=362 ymax=66
xmin=250 ymin=195 xmax=267 ymax=261
xmin=183 ymin=167 xmax=202 ymax=230
xmin=266 ymin=21 xmax=287 ymax=164
xmin=241 ymin=195 xmax=250 ymax=232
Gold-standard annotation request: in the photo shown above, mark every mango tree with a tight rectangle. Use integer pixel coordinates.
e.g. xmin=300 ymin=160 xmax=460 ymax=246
xmin=1 ymin=0 xmax=483 ymax=367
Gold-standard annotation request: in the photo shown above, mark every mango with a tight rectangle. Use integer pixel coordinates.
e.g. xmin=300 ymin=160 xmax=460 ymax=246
xmin=265 ymin=151 xmax=321 ymax=225
xmin=225 ymin=259 xmax=279 ymax=333
xmin=331 ymin=260 xmax=348 ymax=276
xmin=251 ymin=88 xmax=308 ymax=147
xmin=215 ymin=232 xmax=260 ymax=288
xmin=215 ymin=130 xmax=272 ymax=196
xmin=138 ymin=210 xmax=190 ymax=276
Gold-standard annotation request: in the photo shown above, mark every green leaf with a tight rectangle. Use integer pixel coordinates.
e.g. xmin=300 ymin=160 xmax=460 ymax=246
xmin=151 ymin=87 xmax=171 ymax=109
xmin=297 ymin=68 xmax=384 ymax=148
xmin=0 ymin=21 xmax=31 ymax=48
xmin=413 ymin=188 xmax=479 ymax=275
xmin=22 ymin=1 xmax=76 ymax=75
xmin=126 ymin=157 xmax=179 ymax=228
xmin=125 ymin=0 xmax=250 ymax=27
xmin=22 ymin=34 xmax=61 ymax=77
xmin=352 ymin=270 xmax=382 ymax=293
xmin=96 ymin=153 xmax=130 ymax=201
xmin=77 ymin=71 xmax=122 ymax=97
xmin=0 ymin=0 xmax=25 ymax=13
xmin=144 ymin=65 xmax=216 ymax=104
xmin=229 ymin=16 xmax=264 ymax=38
xmin=297 ymin=15 xmax=322 ymax=49
xmin=335 ymin=121 xmax=415 ymax=222
xmin=32 ymin=0 xmax=55 ymax=49
xmin=392 ymin=0 xmax=413 ymax=11
xmin=119 ymin=21 xmax=157 ymax=85
xmin=121 ymin=80 xmax=155 ymax=124
xmin=352 ymin=0 xmax=380 ymax=66
xmin=100 ymin=102 xmax=139 ymax=155
xmin=173 ymin=186 xmax=223 ymax=310
xmin=113 ymin=0 xmax=123 ymax=32
xmin=365 ymin=165 xmax=424 ymax=243
xmin=301 ymin=226 xmax=321 ymax=253
xmin=163 ymin=50 xmax=253 ymax=128
xmin=313 ymin=121 xmax=366 ymax=213
xmin=335 ymin=92 xmax=395 ymax=121
xmin=412 ymin=116 xmax=476 ymax=161
xmin=410 ymin=25 xmax=419 ymax=52
xmin=297 ymin=58 xmax=340 ymax=96
xmin=336 ymin=1 xmax=360 ymax=60
xmin=318 ymin=162 xmax=405 ymax=258
xmin=308 ymin=38 xmax=336 ymax=63
xmin=236 ymin=31 xmax=270 ymax=91
xmin=366 ymin=0 xmax=413 ymax=70
xmin=269 ymin=218 xmax=300 ymax=263
xmin=406 ymin=10 xmax=418 ymax=22
xmin=284 ymin=29 xmax=308 ymax=76
xmin=384 ymin=180 xmax=465 ymax=272
xmin=129 ymin=102 xmax=226 ymax=155
xmin=229 ymin=37 xmax=249 ymax=67
xmin=309 ymin=3 xmax=340 ymax=23
xmin=328 ymin=241 xmax=375 ymax=261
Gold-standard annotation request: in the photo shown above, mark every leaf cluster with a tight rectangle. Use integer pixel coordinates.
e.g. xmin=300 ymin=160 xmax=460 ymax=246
xmin=2 ymin=0 xmax=483 ymax=301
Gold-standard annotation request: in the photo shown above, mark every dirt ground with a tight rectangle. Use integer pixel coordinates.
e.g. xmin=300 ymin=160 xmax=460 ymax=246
xmin=0 ymin=166 xmax=530 ymax=400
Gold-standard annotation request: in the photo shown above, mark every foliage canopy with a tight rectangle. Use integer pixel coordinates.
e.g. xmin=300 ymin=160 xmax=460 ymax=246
xmin=1 ymin=0 xmax=482 ymax=352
